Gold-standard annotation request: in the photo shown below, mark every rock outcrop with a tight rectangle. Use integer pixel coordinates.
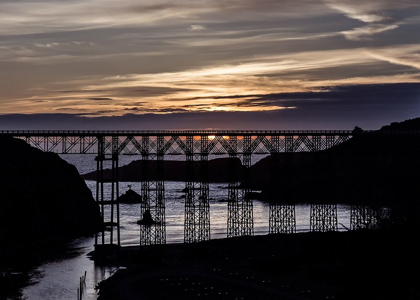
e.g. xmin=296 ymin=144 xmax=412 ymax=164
xmin=380 ymin=117 xmax=420 ymax=131
xmin=0 ymin=137 xmax=102 ymax=267
xmin=253 ymin=127 xmax=420 ymax=209
xmin=117 ymin=188 xmax=142 ymax=204
xmin=82 ymin=157 xmax=242 ymax=183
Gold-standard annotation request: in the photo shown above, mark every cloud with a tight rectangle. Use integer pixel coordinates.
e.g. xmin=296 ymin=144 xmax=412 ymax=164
xmin=1 ymin=0 xmax=419 ymax=122
xmin=326 ymin=2 xmax=390 ymax=23
xmin=0 ymin=46 xmax=36 ymax=60
xmin=342 ymin=24 xmax=399 ymax=41
xmin=35 ymin=42 xmax=70 ymax=48
xmin=189 ymin=24 xmax=206 ymax=31
xmin=4 ymin=44 xmax=416 ymax=116
xmin=88 ymin=97 xmax=113 ymax=101
xmin=181 ymin=83 xmax=420 ymax=110
xmin=34 ymin=41 xmax=92 ymax=48
xmin=325 ymin=0 xmax=420 ymax=40
xmin=366 ymin=44 xmax=420 ymax=70
xmin=0 ymin=0 xmax=321 ymax=36
xmin=0 ymin=83 xmax=419 ymax=130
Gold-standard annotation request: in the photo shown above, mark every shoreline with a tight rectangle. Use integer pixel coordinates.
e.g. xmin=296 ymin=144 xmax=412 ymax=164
xmin=94 ymin=229 xmax=420 ymax=300
xmin=0 ymin=237 xmax=94 ymax=300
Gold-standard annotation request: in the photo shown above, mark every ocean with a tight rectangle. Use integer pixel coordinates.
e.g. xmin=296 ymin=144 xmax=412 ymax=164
xmin=22 ymin=154 xmax=351 ymax=300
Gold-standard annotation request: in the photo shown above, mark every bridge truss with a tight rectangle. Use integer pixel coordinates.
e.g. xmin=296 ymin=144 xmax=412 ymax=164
xmin=2 ymin=129 xmax=391 ymax=246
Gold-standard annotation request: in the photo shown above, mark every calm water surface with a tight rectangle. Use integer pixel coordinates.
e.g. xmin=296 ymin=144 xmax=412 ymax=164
xmin=22 ymin=154 xmax=351 ymax=300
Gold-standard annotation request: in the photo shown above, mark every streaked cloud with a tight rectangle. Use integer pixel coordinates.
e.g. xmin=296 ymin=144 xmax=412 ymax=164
xmin=341 ymin=24 xmax=399 ymax=41
xmin=0 ymin=0 xmax=419 ymax=128
xmin=3 ymin=43 xmax=419 ymax=116
xmin=326 ymin=0 xmax=420 ymax=40
xmin=189 ymin=25 xmax=206 ymax=31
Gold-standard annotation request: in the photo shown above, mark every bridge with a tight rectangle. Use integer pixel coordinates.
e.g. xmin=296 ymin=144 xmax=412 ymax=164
xmin=1 ymin=129 xmax=408 ymax=248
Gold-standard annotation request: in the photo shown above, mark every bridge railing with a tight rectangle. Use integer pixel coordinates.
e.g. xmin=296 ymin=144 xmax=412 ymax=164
xmin=0 ymin=129 xmax=356 ymax=135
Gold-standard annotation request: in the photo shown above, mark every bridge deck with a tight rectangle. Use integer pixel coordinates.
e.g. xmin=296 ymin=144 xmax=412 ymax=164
xmin=1 ymin=130 xmax=418 ymax=155
xmin=1 ymin=129 xmax=356 ymax=136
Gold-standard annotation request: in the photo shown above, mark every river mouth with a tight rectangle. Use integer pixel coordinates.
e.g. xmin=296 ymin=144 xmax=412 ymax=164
xmin=21 ymin=237 xmax=120 ymax=300
xmin=17 ymin=154 xmax=351 ymax=300
xmin=20 ymin=198 xmax=352 ymax=300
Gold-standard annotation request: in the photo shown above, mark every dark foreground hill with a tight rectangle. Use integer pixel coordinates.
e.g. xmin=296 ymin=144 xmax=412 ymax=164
xmin=253 ymin=130 xmax=420 ymax=209
xmin=0 ymin=137 xmax=102 ymax=264
xmin=0 ymin=137 xmax=102 ymax=299
xmin=96 ymin=229 xmax=420 ymax=300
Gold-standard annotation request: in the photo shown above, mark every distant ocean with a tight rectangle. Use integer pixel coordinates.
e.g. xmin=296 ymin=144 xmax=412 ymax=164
xmin=22 ymin=154 xmax=351 ymax=300
xmin=62 ymin=154 xmax=352 ymax=244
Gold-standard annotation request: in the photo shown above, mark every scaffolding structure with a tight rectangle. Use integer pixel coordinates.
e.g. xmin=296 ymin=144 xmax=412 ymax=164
xmin=309 ymin=135 xmax=338 ymax=232
xmin=269 ymin=136 xmax=296 ymax=234
xmin=184 ymin=136 xmax=210 ymax=243
xmin=350 ymin=205 xmax=380 ymax=230
xmin=227 ymin=136 xmax=254 ymax=238
xmin=5 ymin=130 xmax=376 ymax=245
xmin=95 ymin=136 xmax=120 ymax=247
xmin=140 ymin=136 xmax=166 ymax=245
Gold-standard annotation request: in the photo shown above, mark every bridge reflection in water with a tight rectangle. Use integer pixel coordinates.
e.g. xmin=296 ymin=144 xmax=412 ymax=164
xmin=1 ymin=130 xmax=384 ymax=248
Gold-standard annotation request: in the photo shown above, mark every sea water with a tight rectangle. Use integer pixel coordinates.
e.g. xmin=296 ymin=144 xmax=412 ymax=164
xmin=22 ymin=154 xmax=351 ymax=300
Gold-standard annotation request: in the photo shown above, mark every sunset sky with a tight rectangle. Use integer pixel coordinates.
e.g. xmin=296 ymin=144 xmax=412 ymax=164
xmin=0 ymin=0 xmax=419 ymax=129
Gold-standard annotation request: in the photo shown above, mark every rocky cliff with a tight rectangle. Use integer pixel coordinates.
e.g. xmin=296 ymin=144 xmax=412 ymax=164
xmin=0 ymin=136 xmax=102 ymax=267
xmin=252 ymin=131 xmax=420 ymax=209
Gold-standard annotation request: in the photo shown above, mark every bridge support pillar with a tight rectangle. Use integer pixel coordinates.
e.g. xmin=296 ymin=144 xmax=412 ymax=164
xmin=140 ymin=136 xmax=166 ymax=246
xmin=269 ymin=136 xmax=296 ymax=234
xmin=95 ymin=136 xmax=120 ymax=247
xmin=309 ymin=135 xmax=338 ymax=232
xmin=350 ymin=205 xmax=379 ymax=230
xmin=227 ymin=136 xmax=254 ymax=238
xmin=310 ymin=204 xmax=338 ymax=232
xmin=269 ymin=204 xmax=296 ymax=234
xmin=184 ymin=136 xmax=210 ymax=243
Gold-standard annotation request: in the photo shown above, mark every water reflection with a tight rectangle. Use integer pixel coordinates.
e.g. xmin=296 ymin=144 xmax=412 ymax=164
xmin=22 ymin=196 xmax=351 ymax=300
xmin=22 ymin=155 xmax=351 ymax=300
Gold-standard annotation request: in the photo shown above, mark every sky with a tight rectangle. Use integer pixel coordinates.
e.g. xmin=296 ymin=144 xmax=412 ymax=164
xmin=0 ymin=0 xmax=419 ymax=130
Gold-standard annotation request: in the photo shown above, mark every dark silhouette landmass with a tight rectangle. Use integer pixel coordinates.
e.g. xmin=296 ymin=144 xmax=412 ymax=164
xmin=82 ymin=118 xmax=420 ymax=211
xmin=0 ymin=137 xmax=102 ymax=300
xmin=82 ymin=157 xmax=242 ymax=183
xmin=380 ymin=117 xmax=420 ymax=131
xmin=254 ymin=131 xmax=420 ymax=208
xmin=96 ymin=229 xmax=420 ymax=300
xmin=117 ymin=188 xmax=142 ymax=204
xmin=94 ymin=117 xmax=420 ymax=300
xmin=2 ymin=117 xmax=420 ymax=299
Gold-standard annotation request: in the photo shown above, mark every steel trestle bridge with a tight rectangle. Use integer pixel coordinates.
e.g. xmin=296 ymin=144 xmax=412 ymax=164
xmin=1 ymin=129 xmax=401 ymax=248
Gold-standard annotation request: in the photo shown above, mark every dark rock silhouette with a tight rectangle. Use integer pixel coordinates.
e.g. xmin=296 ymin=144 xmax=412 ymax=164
xmin=82 ymin=157 xmax=242 ymax=182
xmin=254 ymin=128 xmax=420 ymax=211
xmin=136 ymin=209 xmax=156 ymax=226
xmin=380 ymin=117 xmax=420 ymax=131
xmin=116 ymin=188 xmax=142 ymax=204
xmin=0 ymin=136 xmax=102 ymax=268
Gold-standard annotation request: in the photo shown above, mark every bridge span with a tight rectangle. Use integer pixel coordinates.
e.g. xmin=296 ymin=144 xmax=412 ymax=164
xmin=1 ymin=130 xmax=397 ymax=248
xmin=0 ymin=130 xmax=356 ymax=154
